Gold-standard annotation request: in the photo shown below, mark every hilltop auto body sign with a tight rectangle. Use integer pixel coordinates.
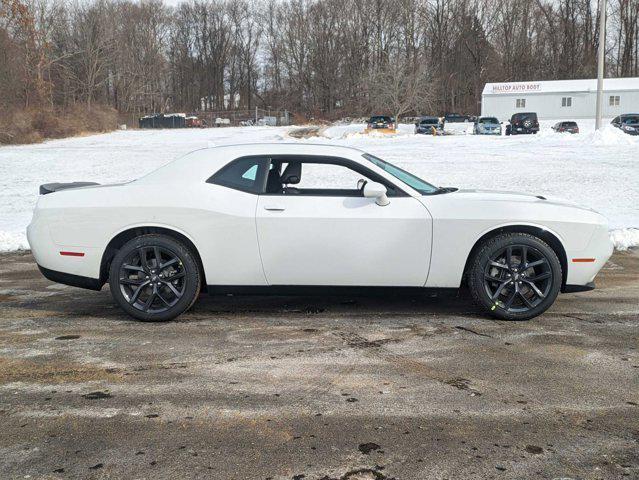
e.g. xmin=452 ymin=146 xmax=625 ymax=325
xmin=491 ymin=83 xmax=541 ymax=94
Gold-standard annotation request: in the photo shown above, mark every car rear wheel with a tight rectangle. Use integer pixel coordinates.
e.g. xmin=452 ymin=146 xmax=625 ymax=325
xmin=468 ymin=233 xmax=562 ymax=320
xmin=109 ymin=234 xmax=201 ymax=321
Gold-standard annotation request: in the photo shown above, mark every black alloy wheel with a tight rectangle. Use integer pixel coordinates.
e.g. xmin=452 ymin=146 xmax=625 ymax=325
xmin=468 ymin=233 xmax=562 ymax=320
xmin=119 ymin=246 xmax=186 ymax=313
xmin=109 ymin=234 xmax=200 ymax=321
xmin=483 ymin=244 xmax=552 ymax=313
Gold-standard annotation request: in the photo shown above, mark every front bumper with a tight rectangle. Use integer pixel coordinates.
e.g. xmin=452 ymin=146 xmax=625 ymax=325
xmin=564 ymin=224 xmax=613 ymax=287
xmin=416 ymin=127 xmax=442 ymax=134
xmin=563 ymin=282 xmax=595 ymax=293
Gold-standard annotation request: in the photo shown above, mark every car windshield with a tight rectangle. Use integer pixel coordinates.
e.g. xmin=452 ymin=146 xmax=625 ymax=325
xmin=370 ymin=116 xmax=391 ymax=123
xmin=363 ymin=153 xmax=438 ymax=194
xmin=622 ymin=116 xmax=639 ymax=124
xmin=420 ymin=118 xmax=438 ymax=125
xmin=479 ymin=117 xmax=498 ymax=124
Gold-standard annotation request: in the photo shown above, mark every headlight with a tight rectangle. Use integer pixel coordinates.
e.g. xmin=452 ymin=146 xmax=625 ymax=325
xmin=622 ymin=124 xmax=634 ymax=131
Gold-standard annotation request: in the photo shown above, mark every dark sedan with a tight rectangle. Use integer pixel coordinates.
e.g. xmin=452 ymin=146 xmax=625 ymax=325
xmin=612 ymin=114 xmax=639 ymax=135
xmin=414 ymin=116 xmax=443 ymax=134
xmin=552 ymin=121 xmax=579 ymax=134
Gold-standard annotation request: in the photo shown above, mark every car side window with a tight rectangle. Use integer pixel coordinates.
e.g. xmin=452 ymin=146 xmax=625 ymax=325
xmin=264 ymin=156 xmax=403 ymax=197
xmin=207 ymin=157 xmax=267 ymax=194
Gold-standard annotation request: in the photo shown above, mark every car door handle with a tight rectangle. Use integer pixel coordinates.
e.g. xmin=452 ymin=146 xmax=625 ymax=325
xmin=264 ymin=206 xmax=286 ymax=212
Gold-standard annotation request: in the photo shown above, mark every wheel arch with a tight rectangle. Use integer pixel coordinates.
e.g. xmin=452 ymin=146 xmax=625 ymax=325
xmin=462 ymin=224 xmax=568 ymax=290
xmin=100 ymin=225 xmax=207 ymax=291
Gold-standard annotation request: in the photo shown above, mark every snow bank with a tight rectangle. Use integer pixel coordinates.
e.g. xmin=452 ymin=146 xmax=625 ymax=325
xmin=0 ymin=231 xmax=27 ymax=252
xmin=610 ymin=228 xmax=639 ymax=251
xmin=588 ymin=125 xmax=639 ymax=146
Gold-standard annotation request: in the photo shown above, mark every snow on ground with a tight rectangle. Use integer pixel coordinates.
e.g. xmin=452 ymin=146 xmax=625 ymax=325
xmin=0 ymin=119 xmax=637 ymax=252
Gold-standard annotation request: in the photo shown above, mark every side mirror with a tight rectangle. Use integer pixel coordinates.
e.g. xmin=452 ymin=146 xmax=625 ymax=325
xmin=363 ymin=181 xmax=390 ymax=206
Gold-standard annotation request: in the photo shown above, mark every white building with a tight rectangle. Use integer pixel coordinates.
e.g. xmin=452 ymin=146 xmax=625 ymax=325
xmin=481 ymin=77 xmax=639 ymax=121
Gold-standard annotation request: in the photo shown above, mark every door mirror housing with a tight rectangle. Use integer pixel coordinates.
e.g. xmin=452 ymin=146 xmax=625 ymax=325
xmin=363 ymin=181 xmax=390 ymax=206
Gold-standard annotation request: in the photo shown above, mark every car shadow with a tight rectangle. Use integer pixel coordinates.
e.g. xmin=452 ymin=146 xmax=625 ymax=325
xmin=10 ymin=285 xmax=483 ymax=323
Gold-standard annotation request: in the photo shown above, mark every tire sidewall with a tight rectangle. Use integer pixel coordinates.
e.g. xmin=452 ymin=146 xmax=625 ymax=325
xmin=470 ymin=234 xmax=562 ymax=321
xmin=109 ymin=235 xmax=200 ymax=322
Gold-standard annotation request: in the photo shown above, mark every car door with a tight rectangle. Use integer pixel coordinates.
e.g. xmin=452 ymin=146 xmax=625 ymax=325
xmin=255 ymin=156 xmax=432 ymax=287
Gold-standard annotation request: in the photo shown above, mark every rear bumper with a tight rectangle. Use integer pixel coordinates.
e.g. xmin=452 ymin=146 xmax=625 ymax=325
xmin=27 ymin=215 xmax=103 ymax=279
xmin=38 ymin=265 xmax=103 ymax=291
xmin=512 ymin=127 xmax=539 ymax=134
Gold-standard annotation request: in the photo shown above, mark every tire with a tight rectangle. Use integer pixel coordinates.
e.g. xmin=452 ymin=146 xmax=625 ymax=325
xmin=468 ymin=233 xmax=562 ymax=320
xmin=109 ymin=234 xmax=201 ymax=321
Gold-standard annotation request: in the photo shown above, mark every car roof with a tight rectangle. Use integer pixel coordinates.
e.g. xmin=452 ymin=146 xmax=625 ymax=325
xmin=138 ymin=143 xmax=367 ymax=184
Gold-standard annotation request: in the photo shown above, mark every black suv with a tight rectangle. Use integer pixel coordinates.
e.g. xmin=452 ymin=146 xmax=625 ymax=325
xmin=506 ymin=112 xmax=539 ymax=135
xmin=612 ymin=114 xmax=639 ymax=135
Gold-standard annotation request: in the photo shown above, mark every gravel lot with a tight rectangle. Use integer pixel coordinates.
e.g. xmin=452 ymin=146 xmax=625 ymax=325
xmin=0 ymin=251 xmax=637 ymax=480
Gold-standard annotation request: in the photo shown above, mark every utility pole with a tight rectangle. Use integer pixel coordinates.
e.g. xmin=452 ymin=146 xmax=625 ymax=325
xmin=595 ymin=0 xmax=606 ymax=130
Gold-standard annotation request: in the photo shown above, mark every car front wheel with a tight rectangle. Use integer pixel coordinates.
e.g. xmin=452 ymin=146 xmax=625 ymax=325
xmin=109 ymin=234 xmax=201 ymax=321
xmin=468 ymin=233 xmax=562 ymax=320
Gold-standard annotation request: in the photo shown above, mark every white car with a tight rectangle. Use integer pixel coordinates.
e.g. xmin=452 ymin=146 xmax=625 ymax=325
xmin=27 ymin=144 xmax=612 ymax=322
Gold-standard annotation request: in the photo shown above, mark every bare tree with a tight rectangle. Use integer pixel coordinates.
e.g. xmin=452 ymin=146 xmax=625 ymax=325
xmin=365 ymin=60 xmax=433 ymax=122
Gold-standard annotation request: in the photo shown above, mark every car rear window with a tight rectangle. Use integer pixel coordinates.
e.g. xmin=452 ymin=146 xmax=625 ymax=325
xmin=207 ymin=157 xmax=267 ymax=194
xmin=564 ymin=121 xmax=577 ymax=127
xmin=512 ymin=113 xmax=538 ymax=122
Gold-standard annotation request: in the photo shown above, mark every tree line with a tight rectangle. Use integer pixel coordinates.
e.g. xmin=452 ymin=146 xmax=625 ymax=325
xmin=1 ymin=0 xmax=638 ymax=119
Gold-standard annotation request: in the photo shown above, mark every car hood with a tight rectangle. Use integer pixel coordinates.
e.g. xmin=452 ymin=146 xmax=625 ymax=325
xmin=449 ymin=189 xmax=596 ymax=212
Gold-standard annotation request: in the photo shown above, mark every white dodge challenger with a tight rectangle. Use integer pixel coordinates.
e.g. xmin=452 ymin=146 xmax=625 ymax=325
xmin=28 ymin=143 xmax=612 ymax=322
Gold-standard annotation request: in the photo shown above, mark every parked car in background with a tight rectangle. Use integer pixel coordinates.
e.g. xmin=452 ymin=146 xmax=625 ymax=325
xmin=611 ymin=114 xmax=639 ymax=135
xmin=366 ymin=115 xmax=395 ymax=131
xmin=474 ymin=116 xmax=502 ymax=135
xmin=505 ymin=112 xmax=539 ymax=135
xmin=414 ymin=116 xmax=443 ymax=135
xmin=185 ymin=116 xmax=203 ymax=128
xmin=551 ymin=121 xmax=579 ymax=134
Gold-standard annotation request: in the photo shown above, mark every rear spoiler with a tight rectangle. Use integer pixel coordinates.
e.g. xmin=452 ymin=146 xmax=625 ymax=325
xmin=39 ymin=182 xmax=100 ymax=195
